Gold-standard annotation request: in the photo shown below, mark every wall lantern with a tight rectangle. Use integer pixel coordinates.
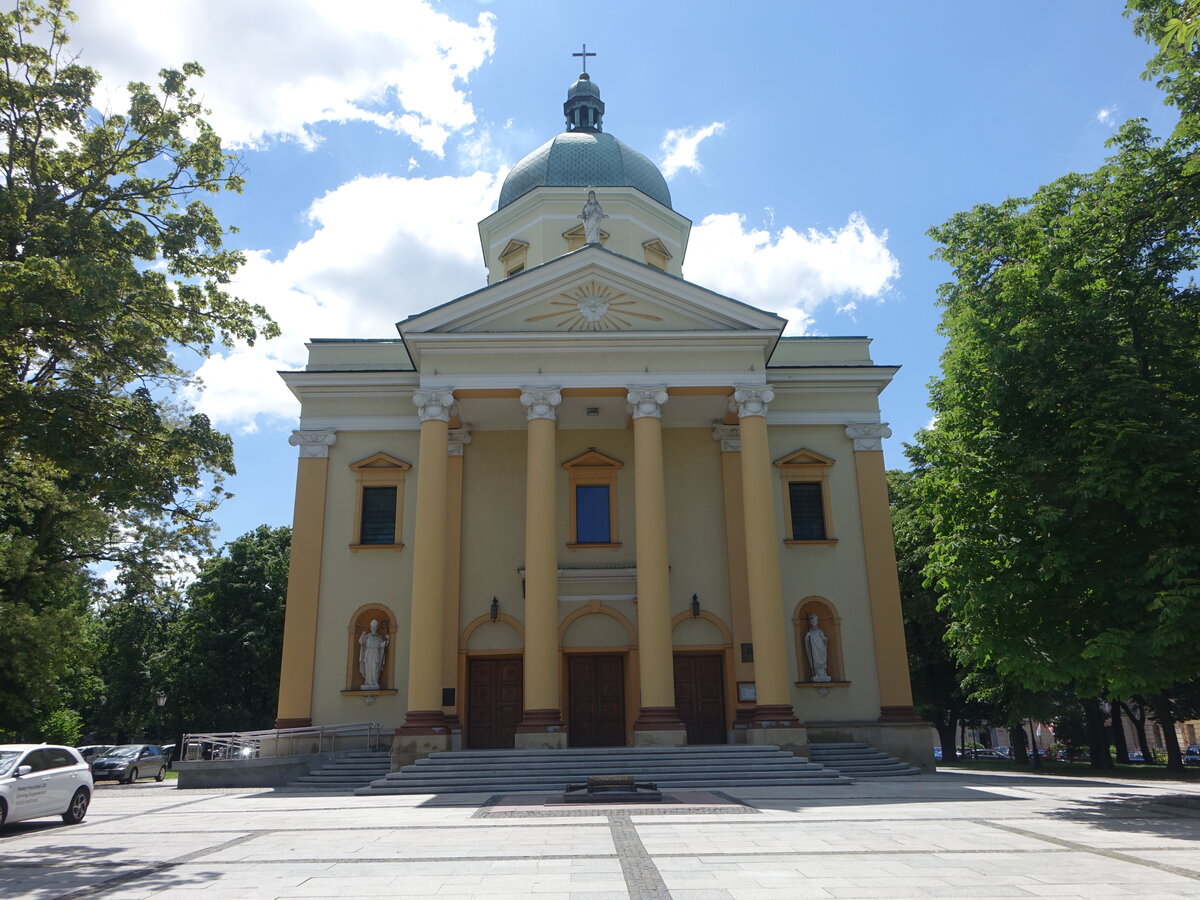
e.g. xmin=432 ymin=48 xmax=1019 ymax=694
xmin=691 ymin=594 xmax=701 ymax=618
xmin=490 ymin=597 xmax=500 ymax=621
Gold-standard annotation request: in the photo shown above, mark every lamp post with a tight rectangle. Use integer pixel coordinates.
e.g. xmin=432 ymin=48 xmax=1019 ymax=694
xmin=155 ymin=691 xmax=167 ymax=745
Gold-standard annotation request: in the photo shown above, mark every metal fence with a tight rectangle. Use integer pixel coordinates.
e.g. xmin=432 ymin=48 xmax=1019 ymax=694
xmin=182 ymin=721 xmax=383 ymax=762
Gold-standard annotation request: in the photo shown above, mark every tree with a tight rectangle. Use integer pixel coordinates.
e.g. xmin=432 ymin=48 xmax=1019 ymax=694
xmin=170 ymin=526 xmax=291 ymax=733
xmin=1127 ymin=0 xmax=1200 ymax=146
xmin=920 ymin=119 xmax=1200 ymax=771
xmin=0 ymin=1 xmax=274 ymax=731
xmin=889 ymin=466 xmax=968 ymax=759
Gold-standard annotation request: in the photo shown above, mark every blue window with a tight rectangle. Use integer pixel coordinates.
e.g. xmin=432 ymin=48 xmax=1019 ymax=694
xmin=360 ymin=486 xmax=397 ymax=544
xmin=575 ymin=485 xmax=611 ymax=544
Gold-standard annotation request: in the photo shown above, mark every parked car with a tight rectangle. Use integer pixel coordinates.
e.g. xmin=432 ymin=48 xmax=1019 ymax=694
xmin=969 ymin=748 xmax=1006 ymax=760
xmin=75 ymin=745 xmax=112 ymax=765
xmin=89 ymin=745 xmax=167 ymax=783
xmin=0 ymin=744 xmax=93 ymax=828
xmin=159 ymin=744 xmax=177 ymax=769
xmin=1184 ymin=745 xmax=1200 ymax=766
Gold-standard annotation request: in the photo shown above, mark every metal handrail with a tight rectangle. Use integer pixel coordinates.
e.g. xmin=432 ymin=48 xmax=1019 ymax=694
xmin=181 ymin=721 xmax=382 ymax=761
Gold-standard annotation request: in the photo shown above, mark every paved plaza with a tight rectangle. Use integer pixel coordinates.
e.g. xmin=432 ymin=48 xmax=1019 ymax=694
xmin=3 ymin=770 xmax=1200 ymax=899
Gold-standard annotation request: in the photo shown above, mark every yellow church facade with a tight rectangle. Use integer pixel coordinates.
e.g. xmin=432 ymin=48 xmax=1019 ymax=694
xmin=274 ymin=71 xmax=929 ymax=769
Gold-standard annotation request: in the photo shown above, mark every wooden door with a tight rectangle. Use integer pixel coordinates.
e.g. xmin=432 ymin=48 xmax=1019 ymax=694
xmin=673 ymin=654 xmax=727 ymax=745
xmin=467 ymin=657 xmax=522 ymax=749
xmin=568 ymin=655 xmax=626 ymax=747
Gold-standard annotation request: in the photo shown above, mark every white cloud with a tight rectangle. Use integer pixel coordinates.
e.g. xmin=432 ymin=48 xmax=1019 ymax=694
xmin=660 ymin=122 xmax=726 ymax=179
xmin=682 ymin=212 xmax=899 ymax=334
xmin=71 ymin=0 xmax=496 ymax=155
xmin=1097 ymin=106 xmax=1117 ymax=126
xmin=187 ymin=171 xmax=502 ymax=432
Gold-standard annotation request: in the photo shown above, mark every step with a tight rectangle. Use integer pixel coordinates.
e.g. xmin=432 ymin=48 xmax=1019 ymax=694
xmin=355 ymin=744 xmax=854 ymax=795
xmin=358 ymin=774 xmax=852 ymax=795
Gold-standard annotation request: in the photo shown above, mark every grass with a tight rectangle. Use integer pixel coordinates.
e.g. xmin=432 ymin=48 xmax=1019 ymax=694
xmin=938 ymin=757 xmax=1200 ymax=781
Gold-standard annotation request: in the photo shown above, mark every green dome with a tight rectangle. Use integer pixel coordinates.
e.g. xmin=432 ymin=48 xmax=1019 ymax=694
xmin=498 ymin=131 xmax=673 ymax=210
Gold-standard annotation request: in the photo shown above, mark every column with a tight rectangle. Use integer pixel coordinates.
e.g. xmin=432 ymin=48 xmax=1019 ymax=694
xmin=730 ymin=386 xmax=806 ymax=752
xmin=627 ymin=387 xmax=687 ymax=745
xmin=276 ymin=429 xmax=336 ymax=728
xmin=442 ymin=427 xmax=471 ymax=739
xmin=516 ymin=388 xmax=568 ymax=749
xmin=713 ymin=424 xmax=755 ymax=732
xmin=395 ymin=390 xmax=454 ymax=766
xmin=845 ymin=424 xmax=919 ymax=722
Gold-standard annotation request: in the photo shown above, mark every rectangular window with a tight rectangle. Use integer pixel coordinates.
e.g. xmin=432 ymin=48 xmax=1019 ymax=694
xmin=359 ymin=486 xmax=397 ymax=545
xmin=788 ymin=482 xmax=826 ymax=541
xmin=575 ymin=485 xmax=611 ymax=544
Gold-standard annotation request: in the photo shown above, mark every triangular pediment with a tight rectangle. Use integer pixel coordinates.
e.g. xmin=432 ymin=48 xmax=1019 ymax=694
xmin=562 ymin=449 xmax=623 ymax=471
xmin=350 ymin=452 xmax=411 ymax=472
xmin=400 ymin=248 xmax=784 ymax=338
xmin=774 ymin=448 xmax=835 ymax=468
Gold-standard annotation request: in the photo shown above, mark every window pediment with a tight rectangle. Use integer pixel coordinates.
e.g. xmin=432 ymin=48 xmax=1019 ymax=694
xmin=562 ymin=449 xmax=623 ymax=472
xmin=774 ymin=448 xmax=834 ymax=469
xmin=350 ymin=452 xmax=412 ymax=473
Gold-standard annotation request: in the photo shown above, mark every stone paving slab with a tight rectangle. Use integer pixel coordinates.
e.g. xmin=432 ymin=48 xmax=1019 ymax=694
xmin=1 ymin=771 xmax=1199 ymax=898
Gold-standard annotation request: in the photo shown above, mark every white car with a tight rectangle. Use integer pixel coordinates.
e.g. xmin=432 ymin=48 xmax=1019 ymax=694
xmin=0 ymin=744 xmax=93 ymax=828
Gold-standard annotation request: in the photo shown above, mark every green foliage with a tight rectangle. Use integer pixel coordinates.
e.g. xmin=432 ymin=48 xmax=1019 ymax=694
xmin=921 ymin=118 xmax=1200 ymax=702
xmin=92 ymin=586 xmax=183 ymax=742
xmin=1127 ymin=1 xmax=1200 ymax=147
xmin=0 ymin=0 xmax=274 ymax=735
xmin=38 ymin=706 xmax=83 ymax=745
xmin=170 ymin=526 xmax=291 ymax=733
xmin=889 ymin=467 xmax=969 ymax=750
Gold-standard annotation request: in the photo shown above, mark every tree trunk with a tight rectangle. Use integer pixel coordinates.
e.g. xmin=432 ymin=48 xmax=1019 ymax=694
xmin=935 ymin=721 xmax=957 ymax=762
xmin=1083 ymin=700 xmax=1114 ymax=770
xmin=1011 ymin=720 xmax=1029 ymax=764
xmin=1153 ymin=691 xmax=1184 ymax=772
xmin=1122 ymin=699 xmax=1153 ymax=762
xmin=1110 ymin=700 xmax=1130 ymax=764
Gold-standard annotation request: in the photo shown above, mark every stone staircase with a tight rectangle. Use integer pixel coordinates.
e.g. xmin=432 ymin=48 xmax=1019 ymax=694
xmin=356 ymin=744 xmax=852 ymax=795
xmin=280 ymin=750 xmax=393 ymax=792
xmin=808 ymin=742 xmax=921 ymax=777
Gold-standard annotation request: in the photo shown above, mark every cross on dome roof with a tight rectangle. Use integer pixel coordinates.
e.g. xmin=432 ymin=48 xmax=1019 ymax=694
xmin=572 ymin=42 xmax=596 ymax=76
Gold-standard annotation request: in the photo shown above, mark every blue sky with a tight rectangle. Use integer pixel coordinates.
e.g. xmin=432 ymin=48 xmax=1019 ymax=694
xmin=70 ymin=1 xmax=1177 ymax=546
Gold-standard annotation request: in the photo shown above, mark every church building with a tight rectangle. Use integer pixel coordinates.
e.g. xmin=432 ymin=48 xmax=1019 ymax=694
xmin=274 ymin=65 xmax=930 ymax=769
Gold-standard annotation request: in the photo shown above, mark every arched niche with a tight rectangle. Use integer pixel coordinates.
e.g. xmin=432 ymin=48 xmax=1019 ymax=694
xmin=669 ymin=609 xmax=732 ymax=647
xmin=461 ymin=612 xmax=525 ymax=652
xmin=559 ymin=599 xmax=636 ymax=648
xmin=345 ymin=604 xmax=398 ymax=691
xmin=792 ymin=596 xmax=846 ymax=684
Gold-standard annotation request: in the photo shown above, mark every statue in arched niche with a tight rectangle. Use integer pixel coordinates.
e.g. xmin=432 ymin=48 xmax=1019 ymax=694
xmin=804 ymin=612 xmax=832 ymax=683
xmin=358 ymin=619 xmax=389 ymax=690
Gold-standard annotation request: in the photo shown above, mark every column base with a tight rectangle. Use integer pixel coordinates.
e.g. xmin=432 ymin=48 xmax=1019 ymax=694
xmin=515 ymin=709 xmax=567 ymax=749
xmin=633 ymin=706 xmax=687 ymax=747
xmin=273 ymin=717 xmax=312 ymax=729
xmin=879 ymin=705 xmax=924 ymax=723
xmin=749 ymin=703 xmax=801 ymax=728
xmin=746 ymin=704 xmax=806 ymax=755
xmin=515 ymin=731 xmax=569 ymax=750
xmin=393 ymin=710 xmax=451 ymax=767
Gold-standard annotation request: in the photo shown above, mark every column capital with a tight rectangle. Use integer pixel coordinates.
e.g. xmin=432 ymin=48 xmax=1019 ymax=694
xmin=712 ymin=423 xmax=741 ymax=452
xmin=729 ymin=385 xmax=774 ymax=419
xmin=520 ymin=387 xmax=562 ymax=422
xmin=845 ymin=423 xmax=892 ymax=451
xmin=626 ymin=386 xmax=669 ymax=420
xmin=447 ymin=427 xmax=472 ymax=456
xmin=289 ymin=428 xmax=337 ymax=458
xmin=413 ymin=390 xmax=456 ymax=423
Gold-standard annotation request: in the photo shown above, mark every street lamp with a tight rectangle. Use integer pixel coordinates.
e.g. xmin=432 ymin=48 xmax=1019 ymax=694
xmin=155 ymin=691 xmax=167 ymax=745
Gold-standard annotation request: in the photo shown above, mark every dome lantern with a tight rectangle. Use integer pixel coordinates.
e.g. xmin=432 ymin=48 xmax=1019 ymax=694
xmin=564 ymin=72 xmax=605 ymax=133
